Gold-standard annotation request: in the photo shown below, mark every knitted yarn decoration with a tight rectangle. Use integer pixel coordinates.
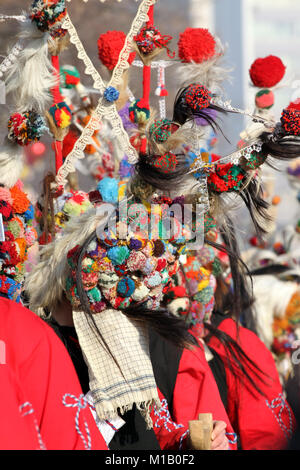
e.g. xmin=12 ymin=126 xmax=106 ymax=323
xmin=60 ymin=65 xmax=81 ymax=89
xmin=164 ymin=245 xmax=218 ymax=337
xmin=281 ymin=108 xmax=300 ymax=136
xmin=49 ymin=102 xmax=72 ymax=129
xmin=255 ymin=89 xmax=275 ymax=110
xmin=8 ymin=111 xmax=47 ymax=146
xmin=207 ymin=163 xmax=246 ymax=192
xmin=30 ymin=0 xmax=67 ymax=37
xmin=184 ymin=84 xmax=212 ymax=112
xmin=149 ymin=119 xmax=178 ymax=143
xmin=249 ymin=55 xmax=286 ymax=88
xmin=178 ymin=28 xmax=216 ymax=63
xmin=66 ymin=224 xmax=186 ymax=314
xmin=0 ymin=182 xmax=37 ymax=302
xmin=150 ymin=152 xmax=178 ymax=173
xmin=129 ymin=100 xmax=151 ymax=125
xmin=35 ymin=189 xmax=93 ymax=240
xmin=134 ymin=26 xmax=175 ymax=58
xmin=287 ymin=99 xmax=300 ymax=112
xmin=97 ymin=30 xmax=136 ymax=71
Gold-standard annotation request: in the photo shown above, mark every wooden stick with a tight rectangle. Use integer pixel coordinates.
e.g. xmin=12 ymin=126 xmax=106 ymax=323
xmin=188 ymin=413 xmax=213 ymax=450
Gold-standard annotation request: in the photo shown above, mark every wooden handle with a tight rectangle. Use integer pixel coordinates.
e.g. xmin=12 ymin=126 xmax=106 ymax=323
xmin=188 ymin=413 xmax=213 ymax=450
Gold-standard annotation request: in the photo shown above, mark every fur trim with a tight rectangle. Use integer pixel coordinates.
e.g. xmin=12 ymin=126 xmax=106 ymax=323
xmin=25 ymin=207 xmax=107 ymax=312
xmin=5 ymin=19 xmax=55 ymax=113
xmin=176 ymin=39 xmax=232 ymax=94
xmin=252 ymin=275 xmax=299 ymax=348
xmin=0 ymin=138 xmax=23 ymax=188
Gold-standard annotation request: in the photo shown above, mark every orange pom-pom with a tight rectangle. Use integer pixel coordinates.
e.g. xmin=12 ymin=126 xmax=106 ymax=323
xmin=9 ymin=186 xmax=30 ymax=214
xmin=272 ymin=196 xmax=281 ymax=205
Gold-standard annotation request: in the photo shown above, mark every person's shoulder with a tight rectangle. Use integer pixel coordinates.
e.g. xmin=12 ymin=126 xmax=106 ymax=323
xmin=218 ymin=318 xmax=276 ymax=363
xmin=0 ymin=297 xmax=61 ymax=352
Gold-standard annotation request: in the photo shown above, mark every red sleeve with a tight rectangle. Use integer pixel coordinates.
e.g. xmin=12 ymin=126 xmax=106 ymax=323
xmin=0 ymin=366 xmax=42 ymax=450
xmin=172 ymin=343 xmax=237 ymax=450
xmin=1 ymin=298 xmax=107 ymax=450
xmin=208 ymin=318 xmax=296 ymax=450
xmin=150 ymin=388 xmax=190 ymax=450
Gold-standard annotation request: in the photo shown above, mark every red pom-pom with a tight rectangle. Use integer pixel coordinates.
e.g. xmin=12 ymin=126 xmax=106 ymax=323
xmin=98 ymin=31 xmax=136 ymax=71
xmin=287 ymin=99 xmax=300 ymax=112
xmin=249 ymin=55 xmax=286 ymax=88
xmin=178 ymin=28 xmax=216 ymax=64
xmin=62 ymin=130 xmax=78 ymax=159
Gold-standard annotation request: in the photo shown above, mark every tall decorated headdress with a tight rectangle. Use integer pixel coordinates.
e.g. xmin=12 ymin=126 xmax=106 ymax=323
xmin=24 ymin=0 xmax=300 ymax=431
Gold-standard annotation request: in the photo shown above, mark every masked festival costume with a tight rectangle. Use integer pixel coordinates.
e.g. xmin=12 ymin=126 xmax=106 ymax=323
xmin=0 ymin=297 xmax=107 ymax=450
xmin=5 ymin=0 xmax=300 ymax=451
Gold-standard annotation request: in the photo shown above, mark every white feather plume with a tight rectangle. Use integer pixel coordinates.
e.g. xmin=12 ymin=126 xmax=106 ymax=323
xmin=0 ymin=138 xmax=24 ymax=188
xmin=252 ymin=275 xmax=299 ymax=348
xmin=5 ymin=18 xmax=55 ymax=114
xmin=176 ymin=38 xmax=232 ymax=94
xmin=25 ymin=208 xmax=107 ymax=313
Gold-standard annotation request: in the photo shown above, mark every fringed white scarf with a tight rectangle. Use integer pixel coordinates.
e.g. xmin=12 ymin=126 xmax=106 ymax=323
xmin=72 ymin=309 xmax=161 ymax=429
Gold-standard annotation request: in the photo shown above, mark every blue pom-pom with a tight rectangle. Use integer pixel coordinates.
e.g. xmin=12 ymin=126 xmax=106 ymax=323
xmin=23 ymin=203 xmax=34 ymax=222
xmin=97 ymin=177 xmax=119 ymax=204
xmin=104 ymin=86 xmax=120 ymax=103
xmin=117 ymin=277 xmax=135 ymax=297
xmin=107 ymin=246 xmax=130 ymax=265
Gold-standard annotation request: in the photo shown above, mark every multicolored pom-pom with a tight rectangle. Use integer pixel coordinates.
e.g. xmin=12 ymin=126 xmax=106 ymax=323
xmin=8 ymin=111 xmax=47 ymax=146
xmin=134 ymin=26 xmax=174 ymax=58
xmin=49 ymin=101 xmax=72 ymax=129
xmin=117 ymin=277 xmax=135 ymax=297
xmin=107 ymin=246 xmax=130 ymax=266
xmin=281 ymin=108 xmax=300 ymax=136
xmin=60 ymin=65 xmax=80 ymax=89
xmin=129 ymin=100 xmax=150 ymax=125
xmin=151 ymin=152 xmax=178 ymax=173
xmin=30 ymin=0 xmax=67 ymax=37
xmin=255 ymin=89 xmax=274 ymax=110
xmin=178 ymin=28 xmax=216 ymax=64
xmin=149 ymin=119 xmax=173 ymax=143
xmin=184 ymin=84 xmax=212 ymax=112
